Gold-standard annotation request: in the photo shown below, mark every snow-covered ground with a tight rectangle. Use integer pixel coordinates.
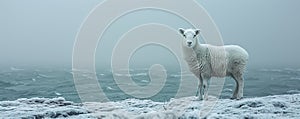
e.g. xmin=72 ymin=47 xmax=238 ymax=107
xmin=1 ymin=94 xmax=300 ymax=119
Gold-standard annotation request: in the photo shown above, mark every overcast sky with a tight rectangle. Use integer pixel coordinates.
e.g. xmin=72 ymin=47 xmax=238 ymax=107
xmin=0 ymin=0 xmax=299 ymax=69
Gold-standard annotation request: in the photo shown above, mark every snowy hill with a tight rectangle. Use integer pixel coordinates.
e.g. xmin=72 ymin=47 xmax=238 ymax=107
xmin=1 ymin=94 xmax=300 ymax=119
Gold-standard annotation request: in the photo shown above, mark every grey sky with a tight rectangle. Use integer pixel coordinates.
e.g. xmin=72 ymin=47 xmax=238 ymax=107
xmin=0 ymin=0 xmax=299 ymax=68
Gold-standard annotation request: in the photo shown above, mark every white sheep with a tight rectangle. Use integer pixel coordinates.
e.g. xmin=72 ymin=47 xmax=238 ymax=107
xmin=178 ymin=28 xmax=249 ymax=100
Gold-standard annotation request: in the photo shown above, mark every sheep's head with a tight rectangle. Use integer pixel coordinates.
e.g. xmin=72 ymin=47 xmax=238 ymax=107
xmin=178 ymin=28 xmax=200 ymax=48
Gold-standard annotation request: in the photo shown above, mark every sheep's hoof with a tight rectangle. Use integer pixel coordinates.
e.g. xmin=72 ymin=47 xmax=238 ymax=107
xmin=230 ymin=97 xmax=243 ymax=100
xmin=197 ymin=98 xmax=203 ymax=101
xmin=196 ymin=96 xmax=203 ymax=101
xmin=202 ymin=96 xmax=209 ymax=100
xmin=236 ymin=97 xmax=243 ymax=100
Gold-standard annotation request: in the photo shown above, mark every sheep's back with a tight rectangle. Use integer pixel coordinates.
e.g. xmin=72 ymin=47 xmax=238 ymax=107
xmin=224 ymin=45 xmax=249 ymax=63
xmin=203 ymin=44 xmax=248 ymax=77
xmin=224 ymin=45 xmax=249 ymax=74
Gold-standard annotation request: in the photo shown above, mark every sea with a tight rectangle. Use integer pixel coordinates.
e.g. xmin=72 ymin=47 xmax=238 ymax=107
xmin=1 ymin=65 xmax=300 ymax=103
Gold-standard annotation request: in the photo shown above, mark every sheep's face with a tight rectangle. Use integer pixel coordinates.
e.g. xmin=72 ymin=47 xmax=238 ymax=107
xmin=178 ymin=28 xmax=200 ymax=48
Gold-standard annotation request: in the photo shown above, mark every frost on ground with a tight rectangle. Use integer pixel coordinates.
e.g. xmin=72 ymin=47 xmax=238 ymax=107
xmin=1 ymin=94 xmax=300 ymax=119
xmin=0 ymin=97 xmax=93 ymax=119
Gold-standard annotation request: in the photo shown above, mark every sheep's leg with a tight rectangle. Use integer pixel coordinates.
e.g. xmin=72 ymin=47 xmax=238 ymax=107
xmin=196 ymin=82 xmax=203 ymax=100
xmin=236 ymin=76 xmax=244 ymax=99
xmin=202 ymin=78 xmax=209 ymax=100
xmin=232 ymin=74 xmax=244 ymax=99
xmin=196 ymin=82 xmax=201 ymax=97
xmin=197 ymin=78 xmax=204 ymax=100
xmin=196 ymin=86 xmax=199 ymax=97
xmin=231 ymin=77 xmax=238 ymax=99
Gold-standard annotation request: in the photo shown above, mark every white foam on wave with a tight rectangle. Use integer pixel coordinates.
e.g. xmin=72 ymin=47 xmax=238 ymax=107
xmin=290 ymin=77 xmax=300 ymax=80
xmin=287 ymin=90 xmax=300 ymax=94
xmin=37 ymin=74 xmax=54 ymax=78
xmin=106 ymin=86 xmax=115 ymax=90
xmin=259 ymin=68 xmax=283 ymax=72
xmin=223 ymin=88 xmax=233 ymax=92
xmin=170 ymin=73 xmax=194 ymax=78
xmin=114 ymin=73 xmax=148 ymax=77
xmin=10 ymin=67 xmax=24 ymax=71
xmin=114 ymin=73 xmax=131 ymax=77
xmin=134 ymin=73 xmax=147 ymax=76
xmin=54 ymin=92 xmax=62 ymax=96
xmin=259 ymin=68 xmax=300 ymax=73
xmin=140 ymin=80 xmax=150 ymax=83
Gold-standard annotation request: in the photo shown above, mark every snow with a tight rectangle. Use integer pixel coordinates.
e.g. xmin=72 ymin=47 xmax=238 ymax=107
xmin=0 ymin=97 xmax=91 ymax=119
xmin=1 ymin=94 xmax=300 ymax=119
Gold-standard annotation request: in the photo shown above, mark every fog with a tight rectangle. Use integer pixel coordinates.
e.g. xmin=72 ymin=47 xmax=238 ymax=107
xmin=1 ymin=0 xmax=300 ymax=69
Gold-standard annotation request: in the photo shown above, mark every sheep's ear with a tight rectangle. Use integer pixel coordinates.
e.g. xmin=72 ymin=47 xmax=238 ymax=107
xmin=178 ymin=28 xmax=185 ymax=35
xmin=195 ymin=29 xmax=201 ymax=35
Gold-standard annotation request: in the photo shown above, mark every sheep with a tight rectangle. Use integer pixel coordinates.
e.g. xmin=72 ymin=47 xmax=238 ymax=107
xmin=178 ymin=28 xmax=249 ymax=100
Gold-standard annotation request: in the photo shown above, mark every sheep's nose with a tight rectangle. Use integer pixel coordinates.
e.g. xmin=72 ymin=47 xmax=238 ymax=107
xmin=187 ymin=41 xmax=192 ymax=45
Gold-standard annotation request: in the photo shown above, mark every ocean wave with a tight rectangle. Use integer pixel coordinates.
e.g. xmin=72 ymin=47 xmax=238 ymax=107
xmin=290 ymin=77 xmax=300 ymax=80
xmin=98 ymin=73 xmax=105 ymax=76
xmin=222 ymin=88 xmax=233 ymax=92
xmin=286 ymin=90 xmax=300 ymax=94
xmin=0 ymin=80 xmax=15 ymax=87
xmin=37 ymin=73 xmax=54 ymax=78
xmin=10 ymin=67 xmax=24 ymax=71
xmin=169 ymin=73 xmax=194 ymax=78
xmin=140 ymin=80 xmax=150 ymax=83
xmin=258 ymin=68 xmax=300 ymax=77
xmin=259 ymin=68 xmax=300 ymax=73
xmin=1 ymin=94 xmax=300 ymax=119
xmin=54 ymin=92 xmax=62 ymax=96
xmin=97 ymin=72 xmax=195 ymax=79
xmin=106 ymin=86 xmax=115 ymax=90
xmin=113 ymin=73 xmax=148 ymax=77
xmin=259 ymin=68 xmax=283 ymax=72
xmin=114 ymin=73 xmax=131 ymax=77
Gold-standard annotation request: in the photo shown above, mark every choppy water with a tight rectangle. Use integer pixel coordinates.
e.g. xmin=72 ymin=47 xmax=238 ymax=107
xmin=1 ymin=66 xmax=300 ymax=103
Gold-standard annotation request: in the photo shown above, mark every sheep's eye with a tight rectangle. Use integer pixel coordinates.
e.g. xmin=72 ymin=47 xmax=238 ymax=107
xmin=193 ymin=35 xmax=196 ymax=38
xmin=183 ymin=34 xmax=186 ymax=38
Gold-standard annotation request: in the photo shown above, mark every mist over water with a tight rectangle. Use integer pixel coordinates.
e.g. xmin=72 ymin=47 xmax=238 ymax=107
xmin=0 ymin=0 xmax=300 ymax=68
